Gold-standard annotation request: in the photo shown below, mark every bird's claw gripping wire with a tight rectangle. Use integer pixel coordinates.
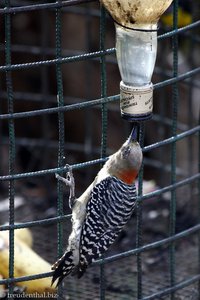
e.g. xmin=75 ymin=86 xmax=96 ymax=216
xmin=55 ymin=165 xmax=76 ymax=209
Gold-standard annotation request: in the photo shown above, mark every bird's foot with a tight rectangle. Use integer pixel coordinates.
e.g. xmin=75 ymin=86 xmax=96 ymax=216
xmin=55 ymin=165 xmax=73 ymax=186
xmin=55 ymin=165 xmax=76 ymax=209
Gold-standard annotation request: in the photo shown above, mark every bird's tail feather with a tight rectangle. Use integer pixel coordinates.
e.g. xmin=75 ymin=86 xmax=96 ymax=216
xmin=51 ymin=250 xmax=74 ymax=286
xmin=71 ymin=259 xmax=88 ymax=279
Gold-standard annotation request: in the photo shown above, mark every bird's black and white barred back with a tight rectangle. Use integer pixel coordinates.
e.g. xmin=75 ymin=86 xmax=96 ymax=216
xmin=74 ymin=176 xmax=137 ymax=278
xmin=52 ymin=176 xmax=137 ymax=284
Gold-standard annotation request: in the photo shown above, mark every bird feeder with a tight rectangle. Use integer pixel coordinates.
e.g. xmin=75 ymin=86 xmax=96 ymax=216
xmin=100 ymin=0 xmax=173 ymax=121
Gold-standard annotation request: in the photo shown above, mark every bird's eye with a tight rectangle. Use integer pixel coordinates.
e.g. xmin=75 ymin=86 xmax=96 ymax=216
xmin=122 ymin=146 xmax=131 ymax=159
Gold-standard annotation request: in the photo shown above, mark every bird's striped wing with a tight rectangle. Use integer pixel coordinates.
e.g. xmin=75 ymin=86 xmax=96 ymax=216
xmin=75 ymin=176 xmax=137 ymax=278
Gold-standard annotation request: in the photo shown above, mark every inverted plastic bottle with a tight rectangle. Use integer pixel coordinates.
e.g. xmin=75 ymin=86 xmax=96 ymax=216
xmin=116 ymin=24 xmax=157 ymax=120
xmin=100 ymin=0 xmax=173 ymax=121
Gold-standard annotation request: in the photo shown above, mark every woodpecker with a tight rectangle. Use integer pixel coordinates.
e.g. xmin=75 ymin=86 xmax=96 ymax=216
xmin=51 ymin=127 xmax=143 ymax=286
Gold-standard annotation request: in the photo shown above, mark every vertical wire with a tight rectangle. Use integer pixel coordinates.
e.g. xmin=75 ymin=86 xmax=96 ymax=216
xmin=84 ymin=4 xmax=94 ymax=184
xmin=4 ymin=0 xmax=15 ymax=294
xmin=158 ymin=38 xmax=169 ymax=194
xmin=55 ymin=0 xmax=65 ymax=296
xmin=169 ymin=1 xmax=179 ymax=299
xmin=187 ymin=2 xmax=195 ymax=200
xmin=41 ymin=9 xmax=51 ymax=169
xmin=100 ymin=6 xmax=107 ymax=159
xmin=198 ymin=113 xmax=200 ymax=297
xmin=136 ymin=122 xmax=145 ymax=299
xmin=100 ymin=4 xmax=107 ymax=300
xmin=40 ymin=10 xmax=52 ymax=200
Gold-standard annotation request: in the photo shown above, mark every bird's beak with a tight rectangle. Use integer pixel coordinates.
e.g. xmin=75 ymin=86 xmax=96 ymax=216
xmin=128 ymin=125 xmax=138 ymax=143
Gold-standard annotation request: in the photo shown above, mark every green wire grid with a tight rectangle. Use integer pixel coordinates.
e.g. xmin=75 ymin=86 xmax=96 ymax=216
xmin=0 ymin=1 xmax=200 ymax=299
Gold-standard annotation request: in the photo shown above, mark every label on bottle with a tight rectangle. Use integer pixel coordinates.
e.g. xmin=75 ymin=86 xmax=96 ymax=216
xmin=120 ymin=82 xmax=153 ymax=116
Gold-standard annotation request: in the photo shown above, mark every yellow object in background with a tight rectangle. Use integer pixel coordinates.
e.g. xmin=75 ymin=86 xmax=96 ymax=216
xmin=0 ymin=229 xmax=55 ymax=294
xmin=13 ymin=227 xmax=33 ymax=248
xmin=161 ymin=7 xmax=192 ymax=27
xmin=0 ymin=274 xmax=5 ymax=296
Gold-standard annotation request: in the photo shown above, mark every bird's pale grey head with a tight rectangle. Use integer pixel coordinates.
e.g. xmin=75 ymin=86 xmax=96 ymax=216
xmin=120 ymin=126 xmax=143 ymax=170
xmin=120 ymin=139 xmax=143 ymax=172
xmin=106 ymin=127 xmax=143 ymax=184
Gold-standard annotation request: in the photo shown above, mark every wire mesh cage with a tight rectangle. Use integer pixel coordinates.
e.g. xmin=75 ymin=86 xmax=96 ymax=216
xmin=0 ymin=0 xmax=200 ymax=299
